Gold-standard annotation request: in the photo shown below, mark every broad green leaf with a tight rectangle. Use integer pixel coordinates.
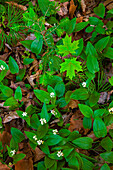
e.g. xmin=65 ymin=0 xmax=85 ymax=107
xmin=11 ymin=127 xmax=25 ymax=143
xmin=65 ymin=17 xmax=76 ymax=34
xmin=40 ymin=142 xmax=50 ymax=154
xmin=16 ymin=68 xmax=26 ymax=81
xmin=23 ymin=58 xmax=34 ymax=65
xmin=93 ymin=117 xmax=107 ymax=138
xmin=103 ymin=47 xmax=113 ymax=59
xmin=83 ymin=117 xmax=92 ymax=129
xmin=44 ymin=156 xmax=56 ymax=169
xmin=89 ymin=17 xmax=104 ymax=26
xmin=41 ymin=103 xmax=51 ymax=122
xmin=0 ymin=117 xmax=3 ymax=129
xmin=87 ymin=55 xmax=99 ymax=74
xmin=37 ymin=161 xmax=46 ymax=170
xmin=100 ymin=163 xmax=110 ymax=170
xmin=46 ymin=135 xmax=62 ymax=146
xmin=94 ymin=3 xmax=105 ymax=18
xmin=85 ymin=26 xmax=94 ymax=33
xmin=78 ymin=104 xmax=93 ymax=118
xmin=24 ymin=131 xmax=36 ymax=143
xmin=93 ymin=109 xmax=106 ymax=118
xmin=54 ymin=81 xmax=65 ymax=97
xmin=95 ymin=36 xmax=110 ymax=52
xmin=13 ymin=153 xmax=26 ymax=164
xmin=104 ymin=115 xmax=113 ymax=126
xmin=82 ymin=157 xmax=94 ymax=170
xmin=89 ymin=91 xmax=100 ymax=107
xmin=72 ymin=137 xmax=93 ymax=149
xmin=86 ymin=41 xmax=98 ymax=58
xmin=16 ymin=110 xmax=30 ymax=126
xmin=20 ymin=40 xmax=33 ymax=50
xmin=34 ymin=89 xmax=50 ymax=104
xmin=57 ymin=34 xmax=79 ymax=57
xmin=31 ymin=36 xmax=43 ymax=54
xmin=4 ymin=97 xmax=18 ymax=107
xmin=75 ymin=38 xmax=84 ymax=56
xmin=107 ymin=9 xmax=113 ymax=14
xmin=59 ymin=129 xmax=70 ymax=137
xmin=36 ymin=124 xmax=48 ymax=139
xmin=0 ymin=60 xmax=9 ymax=82
xmin=60 ymin=58 xmax=83 ymax=80
xmin=100 ymin=137 xmax=113 ymax=152
xmin=74 ymin=21 xmax=89 ymax=32
xmin=95 ymin=25 xmax=105 ymax=34
xmin=100 ymin=152 xmax=113 ymax=163
xmin=71 ymin=88 xmax=89 ymax=100
xmin=9 ymin=56 xmax=19 ymax=74
xmin=30 ymin=114 xmax=40 ymax=129
xmin=0 ymin=85 xmax=13 ymax=97
xmin=45 ymin=33 xmax=54 ymax=47
xmin=38 ymin=0 xmax=50 ymax=16
xmin=14 ymin=86 xmax=22 ymax=101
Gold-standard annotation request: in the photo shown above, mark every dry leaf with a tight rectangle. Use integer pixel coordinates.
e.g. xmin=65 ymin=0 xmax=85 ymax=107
xmin=57 ymin=2 xmax=69 ymax=16
xmin=68 ymin=99 xmax=79 ymax=109
xmin=3 ymin=111 xmax=19 ymax=124
xmin=15 ymin=158 xmax=33 ymax=170
xmin=81 ymin=0 xmax=86 ymax=13
xmin=103 ymin=0 xmax=113 ymax=10
xmin=69 ymin=0 xmax=77 ymax=19
xmin=0 ymin=131 xmax=11 ymax=146
xmin=34 ymin=147 xmax=45 ymax=162
xmin=0 ymin=162 xmax=13 ymax=170
xmin=6 ymin=1 xmax=27 ymax=11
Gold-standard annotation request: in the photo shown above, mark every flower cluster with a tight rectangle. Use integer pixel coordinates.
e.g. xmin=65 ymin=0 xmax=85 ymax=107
xmin=57 ymin=150 xmax=64 ymax=157
xmin=22 ymin=112 xmax=27 ymax=117
xmin=109 ymin=107 xmax=113 ymax=114
xmin=33 ymin=135 xmax=37 ymax=141
xmin=50 ymin=110 xmax=57 ymax=116
xmin=10 ymin=150 xmax=16 ymax=156
xmin=40 ymin=118 xmax=47 ymax=125
xmin=53 ymin=129 xmax=58 ymax=135
xmin=50 ymin=92 xmax=55 ymax=98
xmin=0 ymin=65 xmax=5 ymax=71
xmin=82 ymin=82 xmax=86 ymax=87
xmin=33 ymin=136 xmax=44 ymax=145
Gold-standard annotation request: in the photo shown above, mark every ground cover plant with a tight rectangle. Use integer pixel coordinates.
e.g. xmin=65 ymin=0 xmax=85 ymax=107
xmin=0 ymin=0 xmax=113 ymax=169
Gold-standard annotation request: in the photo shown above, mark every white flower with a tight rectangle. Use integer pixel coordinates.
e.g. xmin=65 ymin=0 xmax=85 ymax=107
xmin=109 ymin=107 xmax=113 ymax=114
xmin=57 ymin=150 xmax=64 ymax=157
xmin=22 ymin=112 xmax=27 ymax=117
xmin=50 ymin=92 xmax=55 ymax=98
xmin=50 ymin=110 xmax=57 ymax=116
xmin=37 ymin=140 xmax=44 ymax=145
xmin=10 ymin=150 xmax=16 ymax=156
xmin=0 ymin=65 xmax=5 ymax=71
xmin=53 ymin=129 xmax=58 ymax=135
xmin=0 ymin=126 xmax=2 ymax=129
xmin=33 ymin=135 xmax=37 ymax=141
xmin=40 ymin=118 xmax=47 ymax=125
xmin=82 ymin=82 xmax=86 ymax=87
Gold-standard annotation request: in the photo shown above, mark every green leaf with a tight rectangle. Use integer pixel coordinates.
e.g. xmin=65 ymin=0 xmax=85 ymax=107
xmin=78 ymin=104 xmax=93 ymax=118
xmin=93 ymin=109 xmax=106 ymax=118
xmin=85 ymin=26 xmax=94 ymax=33
xmin=95 ymin=25 xmax=105 ymax=34
xmin=94 ymin=3 xmax=105 ymax=18
xmin=83 ymin=117 xmax=92 ymax=129
xmin=34 ymin=89 xmax=50 ymax=104
xmin=95 ymin=36 xmax=110 ymax=52
xmin=60 ymin=58 xmax=83 ymax=80
xmin=74 ymin=21 xmax=89 ymax=32
xmin=31 ymin=36 xmax=43 ymax=54
xmin=40 ymin=142 xmax=50 ymax=154
xmin=37 ymin=161 xmax=46 ymax=170
xmin=14 ymin=86 xmax=22 ymax=101
xmin=0 ymin=60 xmax=9 ymax=82
xmin=44 ymin=156 xmax=56 ymax=169
xmin=16 ymin=68 xmax=26 ymax=81
xmin=86 ymin=42 xmax=98 ymax=58
xmin=23 ymin=58 xmax=34 ymax=65
xmin=59 ymin=129 xmax=70 ymax=137
xmin=57 ymin=34 xmax=79 ymax=57
xmin=13 ymin=153 xmax=26 ymax=164
xmin=71 ymin=88 xmax=89 ymax=100
xmin=72 ymin=137 xmax=93 ymax=149
xmin=11 ymin=127 xmax=25 ymax=143
xmin=89 ymin=91 xmax=100 ymax=107
xmin=103 ymin=47 xmax=113 ymax=59
xmin=100 ymin=163 xmax=110 ymax=170
xmin=82 ymin=157 xmax=94 ymax=170
xmin=54 ymin=81 xmax=65 ymax=97
xmin=46 ymin=135 xmax=62 ymax=146
xmin=24 ymin=131 xmax=36 ymax=143
xmin=100 ymin=137 xmax=113 ymax=152
xmin=38 ymin=0 xmax=50 ymax=16
xmin=0 ymin=85 xmax=13 ymax=97
xmin=4 ymin=97 xmax=18 ymax=107
xmin=65 ymin=17 xmax=76 ymax=34
xmin=89 ymin=17 xmax=103 ymax=26
xmin=100 ymin=152 xmax=113 ymax=163
xmin=9 ymin=56 xmax=19 ymax=74
xmin=30 ymin=114 xmax=40 ymax=129
xmin=36 ymin=124 xmax=48 ymax=139
xmin=45 ymin=33 xmax=54 ymax=47
xmin=41 ymin=103 xmax=50 ymax=122
xmin=75 ymin=38 xmax=84 ymax=56
xmin=87 ymin=55 xmax=99 ymax=74
xmin=20 ymin=40 xmax=33 ymax=50
xmin=93 ymin=117 xmax=107 ymax=138
xmin=16 ymin=110 xmax=30 ymax=126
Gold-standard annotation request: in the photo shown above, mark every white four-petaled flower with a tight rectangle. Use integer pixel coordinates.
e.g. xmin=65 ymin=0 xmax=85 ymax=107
xmin=82 ymin=82 xmax=86 ymax=87
xmin=0 ymin=65 xmax=5 ymax=71
xmin=50 ymin=92 xmax=55 ymax=98
xmin=37 ymin=140 xmax=44 ymax=145
xmin=10 ymin=150 xmax=16 ymax=156
xmin=53 ymin=129 xmax=58 ymax=135
xmin=50 ymin=110 xmax=57 ymax=116
xmin=57 ymin=150 xmax=64 ymax=157
xmin=22 ymin=112 xmax=27 ymax=117
xmin=33 ymin=135 xmax=37 ymax=141
xmin=40 ymin=118 xmax=47 ymax=125
xmin=109 ymin=107 xmax=113 ymax=114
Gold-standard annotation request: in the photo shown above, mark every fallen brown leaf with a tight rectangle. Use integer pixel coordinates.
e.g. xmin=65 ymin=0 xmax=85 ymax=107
xmin=0 ymin=131 xmax=11 ymax=146
xmin=57 ymin=2 xmax=69 ymax=16
xmin=6 ymin=1 xmax=27 ymax=11
xmin=34 ymin=147 xmax=45 ymax=162
xmin=68 ymin=99 xmax=79 ymax=109
xmin=0 ymin=162 xmax=13 ymax=170
xmin=3 ymin=111 xmax=19 ymax=124
xmin=81 ymin=0 xmax=86 ymax=13
xmin=15 ymin=157 xmax=33 ymax=170
xmin=69 ymin=0 xmax=77 ymax=19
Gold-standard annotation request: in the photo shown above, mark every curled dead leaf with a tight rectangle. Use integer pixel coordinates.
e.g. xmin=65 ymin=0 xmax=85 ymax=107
xmin=69 ymin=0 xmax=77 ymax=19
xmin=6 ymin=1 xmax=27 ymax=11
xmin=81 ymin=0 xmax=86 ymax=13
xmin=3 ymin=111 xmax=19 ymax=124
